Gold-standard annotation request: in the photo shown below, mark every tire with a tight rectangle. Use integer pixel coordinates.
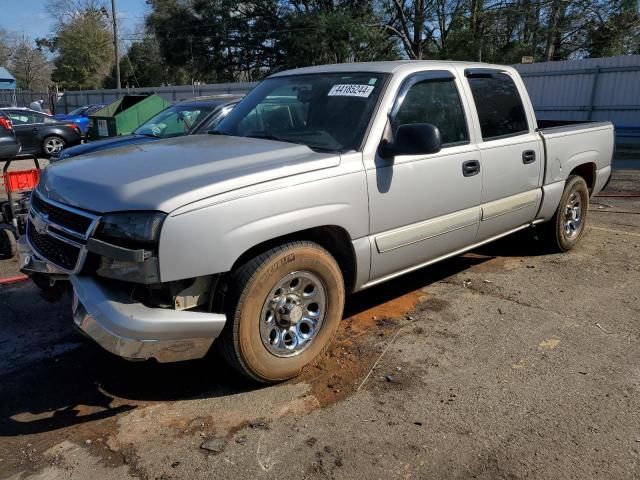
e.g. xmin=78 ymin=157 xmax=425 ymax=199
xmin=540 ymin=175 xmax=590 ymax=252
xmin=0 ymin=223 xmax=17 ymax=259
xmin=219 ymin=241 xmax=345 ymax=383
xmin=42 ymin=136 xmax=66 ymax=156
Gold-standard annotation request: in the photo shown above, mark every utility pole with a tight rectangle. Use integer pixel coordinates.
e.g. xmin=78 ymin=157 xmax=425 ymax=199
xmin=111 ymin=0 xmax=121 ymax=90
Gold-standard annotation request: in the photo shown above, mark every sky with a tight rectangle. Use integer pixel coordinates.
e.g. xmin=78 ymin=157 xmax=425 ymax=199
xmin=0 ymin=0 xmax=149 ymax=44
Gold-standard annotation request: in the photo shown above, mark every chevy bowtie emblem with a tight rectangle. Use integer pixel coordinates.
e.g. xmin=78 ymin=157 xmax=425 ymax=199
xmin=31 ymin=212 xmax=49 ymax=235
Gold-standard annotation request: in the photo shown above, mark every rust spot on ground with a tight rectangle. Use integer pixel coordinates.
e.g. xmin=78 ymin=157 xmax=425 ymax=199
xmin=298 ymin=288 xmax=424 ymax=408
xmin=466 ymin=254 xmax=523 ymax=274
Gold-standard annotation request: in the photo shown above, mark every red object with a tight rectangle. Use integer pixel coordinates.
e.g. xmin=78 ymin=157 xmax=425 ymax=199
xmin=0 ymin=116 xmax=12 ymax=131
xmin=0 ymin=274 xmax=29 ymax=285
xmin=2 ymin=169 xmax=41 ymax=193
xmin=66 ymin=123 xmax=80 ymax=133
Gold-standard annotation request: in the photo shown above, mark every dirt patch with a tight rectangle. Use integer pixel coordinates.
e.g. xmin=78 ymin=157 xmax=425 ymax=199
xmin=466 ymin=254 xmax=525 ymax=274
xmin=299 ymin=288 xmax=424 ymax=407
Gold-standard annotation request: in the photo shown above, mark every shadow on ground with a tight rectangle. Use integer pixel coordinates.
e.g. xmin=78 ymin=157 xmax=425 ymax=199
xmin=0 ymin=229 xmax=548 ymax=438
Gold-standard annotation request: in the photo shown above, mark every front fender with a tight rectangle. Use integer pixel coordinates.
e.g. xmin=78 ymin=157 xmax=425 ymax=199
xmin=158 ymin=170 xmax=369 ymax=282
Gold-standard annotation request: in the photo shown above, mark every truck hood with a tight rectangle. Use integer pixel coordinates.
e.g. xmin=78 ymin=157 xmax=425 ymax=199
xmin=38 ymin=134 xmax=340 ymax=213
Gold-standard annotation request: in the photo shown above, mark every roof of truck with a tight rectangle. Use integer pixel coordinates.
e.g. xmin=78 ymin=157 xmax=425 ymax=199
xmin=270 ymin=60 xmax=513 ymax=77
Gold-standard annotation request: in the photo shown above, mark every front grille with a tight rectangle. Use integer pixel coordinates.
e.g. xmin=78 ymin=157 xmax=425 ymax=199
xmin=27 ymin=222 xmax=81 ymax=271
xmin=31 ymin=194 xmax=93 ymax=234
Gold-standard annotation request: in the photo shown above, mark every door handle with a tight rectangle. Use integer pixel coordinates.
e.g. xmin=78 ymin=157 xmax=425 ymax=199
xmin=32 ymin=128 xmax=38 ymax=133
xmin=522 ymin=150 xmax=536 ymax=164
xmin=462 ymin=160 xmax=481 ymax=177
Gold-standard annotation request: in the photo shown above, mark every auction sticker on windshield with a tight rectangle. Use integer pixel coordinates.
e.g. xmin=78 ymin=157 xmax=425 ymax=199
xmin=328 ymin=84 xmax=375 ymax=98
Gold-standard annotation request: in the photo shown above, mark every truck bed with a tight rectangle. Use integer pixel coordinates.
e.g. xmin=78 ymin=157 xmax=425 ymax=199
xmin=536 ymin=119 xmax=614 ymax=190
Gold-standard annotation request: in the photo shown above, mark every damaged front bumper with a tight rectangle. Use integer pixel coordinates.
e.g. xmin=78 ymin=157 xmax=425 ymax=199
xmin=70 ymin=275 xmax=227 ymax=363
xmin=18 ymin=235 xmax=69 ymax=279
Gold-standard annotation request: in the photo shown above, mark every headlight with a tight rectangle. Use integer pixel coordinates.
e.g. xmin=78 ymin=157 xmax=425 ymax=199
xmin=96 ymin=211 xmax=166 ymax=247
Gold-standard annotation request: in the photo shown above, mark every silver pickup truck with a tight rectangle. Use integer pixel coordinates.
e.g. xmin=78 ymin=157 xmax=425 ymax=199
xmin=20 ymin=61 xmax=613 ymax=383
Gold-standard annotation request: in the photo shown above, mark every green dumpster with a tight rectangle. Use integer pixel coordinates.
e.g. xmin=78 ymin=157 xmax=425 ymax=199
xmin=87 ymin=94 xmax=171 ymax=140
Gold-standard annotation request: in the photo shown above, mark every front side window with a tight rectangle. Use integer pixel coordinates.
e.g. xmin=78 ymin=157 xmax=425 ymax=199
xmin=7 ymin=111 xmax=32 ymax=125
xmin=467 ymin=72 xmax=529 ymax=140
xmin=392 ymin=78 xmax=469 ymax=147
xmin=215 ymin=72 xmax=388 ymax=152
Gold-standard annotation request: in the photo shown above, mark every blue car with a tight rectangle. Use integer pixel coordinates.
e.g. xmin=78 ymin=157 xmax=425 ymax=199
xmin=54 ymin=104 xmax=106 ymax=135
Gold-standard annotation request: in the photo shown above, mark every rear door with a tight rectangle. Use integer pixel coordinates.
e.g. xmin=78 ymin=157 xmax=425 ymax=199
xmin=461 ymin=68 xmax=543 ymax=242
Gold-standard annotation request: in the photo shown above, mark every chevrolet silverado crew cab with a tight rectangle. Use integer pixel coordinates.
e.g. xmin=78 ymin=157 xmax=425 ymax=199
xmin=20 ymin=61 xmax=613 ymax=383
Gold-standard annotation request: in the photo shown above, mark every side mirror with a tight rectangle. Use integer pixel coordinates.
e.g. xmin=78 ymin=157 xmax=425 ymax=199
xmin=379 ymin=123 xmax=442 ymax=159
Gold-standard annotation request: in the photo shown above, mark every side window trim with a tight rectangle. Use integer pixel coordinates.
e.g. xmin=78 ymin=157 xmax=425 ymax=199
xmin=464 ymin=68 xmax=530 ymax=142
xmin=390 ymin=70 xmax=470 ymax=148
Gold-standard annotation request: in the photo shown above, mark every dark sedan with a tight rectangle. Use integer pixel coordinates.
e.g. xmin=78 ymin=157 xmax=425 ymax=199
xmin=52 ymin=96 xmax=241 ymax=162
xmin=0 ymin=111 xmax=20 ymax=160
xmin=0 ymin=108 xmax=82 ymax=156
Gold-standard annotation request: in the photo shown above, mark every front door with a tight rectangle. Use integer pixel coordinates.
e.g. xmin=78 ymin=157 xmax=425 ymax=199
xmin=6 ymin=110 xmax=38 ymax=152
xmin=366 ymin=71 xmax=483 ymax=282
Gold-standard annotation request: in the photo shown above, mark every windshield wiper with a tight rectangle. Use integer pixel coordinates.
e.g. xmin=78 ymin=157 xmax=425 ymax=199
xmin=134 ymin=132 xmax=157 ymax=138
xmin=208 ymin=130 xmax=233 ymax=136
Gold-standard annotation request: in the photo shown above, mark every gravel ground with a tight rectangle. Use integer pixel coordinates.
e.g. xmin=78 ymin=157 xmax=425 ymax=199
xmin=0 ymin=168 xmax=638 ymax=480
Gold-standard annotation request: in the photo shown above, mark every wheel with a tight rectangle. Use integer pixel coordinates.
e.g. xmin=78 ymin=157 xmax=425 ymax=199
xmin=219 ymin=241 xmax=345 ymax=383
xmin=0 ymin=223 xmax=17 ymax=259
xmin=42 ymin=136 xmax=66 ymax=156
xmin=540 ymin=175 xmax=590 ymax=252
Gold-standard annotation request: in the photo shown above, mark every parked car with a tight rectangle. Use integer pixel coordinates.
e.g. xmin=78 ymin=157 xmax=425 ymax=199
xmin=19 ymin=61 xmax=613 ymax=383
xmin=54 ymin=104 xmax=105 ymax=136
xmin=0 ymin=108 xmax=81 ymax=156
xmin=51 ymin=96 xmax=241 ymax=162
xmin=0 ymin=111 xmax=20 ymax=160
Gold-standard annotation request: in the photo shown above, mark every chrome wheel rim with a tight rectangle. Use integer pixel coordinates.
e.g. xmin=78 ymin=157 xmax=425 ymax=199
xmin=260 ymin=270 xmax=327 ymax=357
xmin=563 ymin=191 xmax=583 ymax=238
xmin=45 ymin=138 xmax=64 ymax=154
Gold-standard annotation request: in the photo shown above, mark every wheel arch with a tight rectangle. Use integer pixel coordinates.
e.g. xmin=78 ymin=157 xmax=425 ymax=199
xmin=230 ymin=225 xmax=358 ymax=294
xmin=568 ymin=162 xmax=596 ymax=194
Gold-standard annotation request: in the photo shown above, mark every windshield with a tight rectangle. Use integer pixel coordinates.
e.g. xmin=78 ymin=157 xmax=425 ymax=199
xmin=134 ymin=104 xmax=215 ymax=138
xmin=214 ymin=73 xmax=388 ymax=152
xmin=68 ymin=106 xmax=88 ymax=116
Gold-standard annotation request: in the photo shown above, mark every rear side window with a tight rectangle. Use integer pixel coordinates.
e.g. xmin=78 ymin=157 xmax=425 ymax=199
xmin=467 ymin=72 xmax=528 ymax=140
xmin=393 ymin=78 xmax=469 ymax=147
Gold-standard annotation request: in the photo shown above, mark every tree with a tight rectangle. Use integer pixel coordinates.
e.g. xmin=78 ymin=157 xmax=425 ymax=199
xmin=586 ymin=0 xmax=640 ymax=57
xmin=146 ymin=0 xmax=284 ymax=83
xmin=278 ymin=1 xmax=399 ymax=69
xmin=0 ymin=29 xmax=15 ymax=67
xmin=48 ymin=9 xmax=114 ymax=89
xmin=146 ymin=0 xmax=398 ymax=82
xmin=46 ymin=0 xmax=108 ymax=26
xmin=104 ymin=37 xmax=187 ymax=87
xmin=10 ymin=37 xmax=52 ymax=90
xmin=381 ymin=0 xmax=637 ymax=64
